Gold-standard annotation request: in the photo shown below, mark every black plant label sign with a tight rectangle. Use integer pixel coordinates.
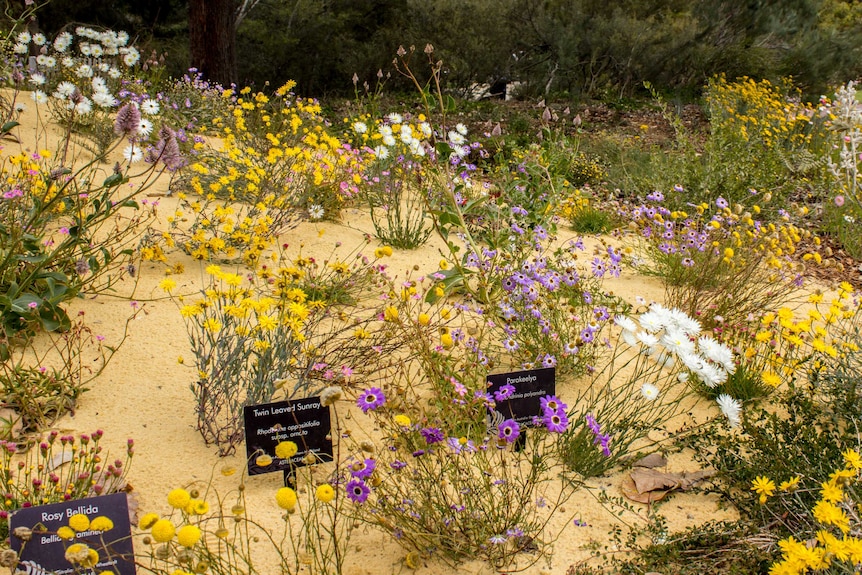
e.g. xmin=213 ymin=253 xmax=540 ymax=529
xmin=486 ymin=367 xmax=556 ymax=426
xmin=9 ymin=492 xmax=136 ymax=575
xmin=243 ymin=396 xmax=333 ymax=476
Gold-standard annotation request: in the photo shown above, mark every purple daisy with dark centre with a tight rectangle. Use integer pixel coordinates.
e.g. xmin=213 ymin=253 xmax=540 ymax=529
xmin=543 ymin=410 xmax=568 ymax=433
xmin=494 ymin=384 xmax=516 ymax=402
xmin=498 ymin=419 xmax=520 ymax=443
xmin=346 ymin=478 xmax=370 ymax=503
xmin=356 ymin=387 xmax=385 ymax=413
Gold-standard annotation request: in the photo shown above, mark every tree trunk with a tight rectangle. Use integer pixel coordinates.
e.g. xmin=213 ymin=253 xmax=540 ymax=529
xmin=189 ymin=0 xmax=237 ymax=86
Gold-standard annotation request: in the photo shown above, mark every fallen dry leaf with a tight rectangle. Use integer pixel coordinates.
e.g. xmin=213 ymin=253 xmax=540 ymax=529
xmin=621 ymin=467 xmax=715 ymax=504
xmin=632 ymin=453 xmax=667 ymax=469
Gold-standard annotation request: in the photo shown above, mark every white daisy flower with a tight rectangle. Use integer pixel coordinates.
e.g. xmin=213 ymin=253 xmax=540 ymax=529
xmin=400 ymin=124 xmax=413 ymax=143
xmin=382 ymin=134 xmax=396 ymax=147
xmin=378 ymin=125 xmax=392 ymax=137
xmin=90 ymin=44 xmax=103 ymax=58
xmin=13 ymin=43 xmax=28 ymax=55
xmin=31 ymin=90 xmax=48 ymax=104
xmin=140 ymin=98 xmax=160 ymax=115
xmin=32 ymin=33 xmax=47 ymax=45
xmin=455 ymin=122 xmax=468 ymax=135
xmin=13 ymin=102 xmax=26 ymax=113
xmin=641 ymin=383 xmax=659 ymax=401
xmin=621 ymin=329 xmax=638 ymax=347
xmin=409 ymin=139 xmax=426 ymax=157
xmin=138 ymin=118 xmax=154 ymax=138
xmin=117 ymin=31 xmax=129 ymax=46
xmin=62 ymin=56 xmax=75 ymax=68
xmin=716 ymin=394 xmax=741 ymax=428
xmin=418 ymin=122 xmax=432 ymax=137
xmin=678 ymin=350 xmax=704 ymax=373
xmin=123 ymin=48 xmax=140 ymax=67
xmin=352 ymin=121 xmax=367 ymax=134
xmin=79 ymin=43 xmax=92 ymax=56
xmin=16 ymin=31 xmax=31 ymax=44
xmin=387 ymin=112 xmax=403 ymax=124
xmin=108 ymin=67 xmax=122 ymax=79
xmin=123 ymin=144 xmax=143 ymax=163
xmin=91 ymin=76 xmax=108 ymax=92
xmin=29 ymin=73 xmax=46 ymax=86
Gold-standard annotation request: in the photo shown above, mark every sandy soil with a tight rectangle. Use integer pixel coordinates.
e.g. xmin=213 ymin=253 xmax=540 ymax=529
xmin=3 ymin=94 xmax=743 ymax=575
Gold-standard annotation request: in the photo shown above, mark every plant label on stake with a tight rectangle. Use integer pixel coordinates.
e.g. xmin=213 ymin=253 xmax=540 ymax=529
xmin=243 ymin=396 xmax=333 ymax=482
xmin=487 ymin=367 xmax=556 ymax=426
xmin=9 ymin=492 xmax=136 ymax=575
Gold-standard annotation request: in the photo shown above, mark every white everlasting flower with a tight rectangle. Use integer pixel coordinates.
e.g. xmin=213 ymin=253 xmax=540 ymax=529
xmin=31 ymin=90 xmax=48 ymax=104
xmin=409 ymin=139 xmax=426 ymax=157
xmin=641 ymin=383 xmax=659 ymax=401
xmin=378 ymin=125 xmax=393 ymax=137
xmin=698 ymin=336 xmax=735 ymax=373
xmin=455 ymin=122 xmax=468 ymax=136
xmin=91 ymin=76 xmax=108 ymax=92
xmin=352 ymin=121 xmax=367 ymax=134
xmin=670 ymin=309 xmax=701 ymax=336
xmin=62 ymin=56 xmax=75 ymax=68
xmin=419 ymin=122 xmax=432 ymax=137
xmin=117 ymin=31 xmax=129 ymax=46
xmin=400 ymin=124 xmax=413 ymax=143
xmin=621 ymin=329 xmax=638 ymax=347
xmin=678 ymin=350 xmax=704 ymax=373
xmin=55 ymin=81 xmax=77 ymax=98
xmin=92 ymin=91 xmax=118 ymax=108
xmin=638 ymin=310 xmax=664 ymax=333
xmin=661 ymin=327 xmax=695 ymax=355
xmin=696 ymin=361 xmax=727 ymax=388
xmin=54 ymin=32 xmax=73 ymax=52
xmin=448 ymin=130 xmax=466 ymax=145
xmin=108 ymin=67 xmax=122 ymax=79
xmin=79 ymin=43 xmax=92 ymax=56
xmin=13 ymin=43 xmax=28 ymax=55
xmin=387 ymin=112 xmax=403 ymax=124
xmin=716 ymin=394 xmax=741 ymax=428
xmin=373 ymin=145 xmax=389 ymax=160
xmin=654 ymin=351 xmax=675 ymax=370
xmin=75 ymin=98 xmax=93 ymax=115
xmin=614 ymin=315 xmax=638 ymax=333
xmin=29 ymin=73 xmax=46 ymax=86
xmin=123 ymin=144 xmax=143 ymax=163
xmin=122 ymin=48 xmax=140 ymax=67
xmin=16 ymin=31 xmax=31 ymax=44
xmin=90 ymin=44 xmax=103 ymax=58
xmin=308 ymin=204 xmax=324 ymax=220
xmin=75 ymin=64 xmax=94 ymax=78
xmin=636 ymin=331 xmax=659 ymax=348
xmin=382 ymin=134 xmax=396 ymax=147
xmin=32 ymin=33 xmax=47 ymax=45
xmin=140 ymin=99 xmax=160 ymax=115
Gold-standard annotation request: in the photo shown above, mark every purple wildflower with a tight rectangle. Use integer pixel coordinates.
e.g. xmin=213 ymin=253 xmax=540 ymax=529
xmin=346 ymin=478 xmax=370 ymax=503
xmin=420 ymin=427 xmax=445 ymax=445
xmin=494 ymin=384 xmax=516 ymax=402
xmin=350 ymin=458 xmax=376 ymax=479
xmin=357 ymin=387 xmax=385 ymax=413
xmin=498 ymin=419 xmax=520 ymax=443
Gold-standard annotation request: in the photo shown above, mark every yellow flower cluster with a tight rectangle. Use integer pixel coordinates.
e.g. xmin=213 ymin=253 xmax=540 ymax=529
xmin=707 ymin=76 xmax=819 ymax=149
xmin=770 ymin=450 xmax=862 ymax=574
xmin=175 ymin=81 xmax=368 ymax=265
